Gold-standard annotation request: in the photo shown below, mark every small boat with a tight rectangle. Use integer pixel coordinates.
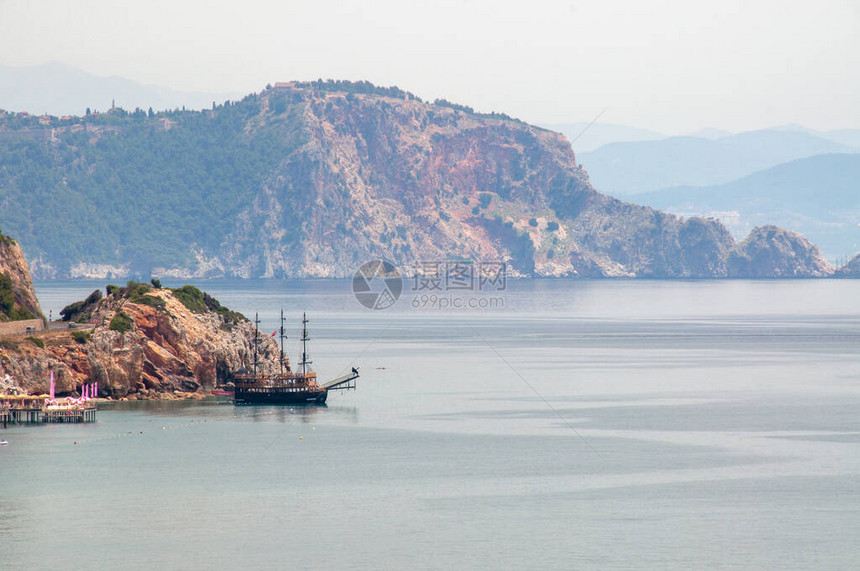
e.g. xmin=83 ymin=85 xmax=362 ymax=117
xmin=0 ymin=440 xmax=8 ymax=446
xmin=211 ymin=389 xmax=234 ymax=396
xmin=231 ymin=311 xmax=358 ymax=405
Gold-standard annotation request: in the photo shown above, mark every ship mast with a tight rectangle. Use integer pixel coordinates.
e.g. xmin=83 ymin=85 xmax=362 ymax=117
xmin=300 ymin=312 xmax=312 ymax=377
xmin=279 ymin=309 xmax=288 ymax=375
xmin=253 ymin=312 xmax=260 ymax=377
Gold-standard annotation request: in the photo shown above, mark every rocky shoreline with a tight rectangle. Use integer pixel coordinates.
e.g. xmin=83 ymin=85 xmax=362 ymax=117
xmin=0 ymin=278 xmax=279 ymax=399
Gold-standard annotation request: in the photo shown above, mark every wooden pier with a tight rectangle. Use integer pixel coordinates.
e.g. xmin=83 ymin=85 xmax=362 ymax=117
xmin=1 ymin=398 xmax=97 ymax=428
xmin=43 ymin=407 xmax=98 ymax=423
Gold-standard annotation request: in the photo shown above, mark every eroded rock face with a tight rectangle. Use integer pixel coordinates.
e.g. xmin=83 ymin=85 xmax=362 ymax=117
xmin=0 ymin=286 xmax=279 ymax=398
xmin=0 ymin=235 xmax=43 ymax=320
xmin=220 ymin=89 xmax=743 ymax=278
xmin=727 ymin=225 xmax=834 ymax=278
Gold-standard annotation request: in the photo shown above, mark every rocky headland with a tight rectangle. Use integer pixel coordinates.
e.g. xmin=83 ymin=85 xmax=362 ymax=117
xmin=0 ymin=279 xmax=278 ymax=399
xmin=726 ymin=225 xmax=833 ymax=278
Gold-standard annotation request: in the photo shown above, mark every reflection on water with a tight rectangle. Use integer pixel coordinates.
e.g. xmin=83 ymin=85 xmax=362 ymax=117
xmin=100 ymin=397 xmax=359 ymax=425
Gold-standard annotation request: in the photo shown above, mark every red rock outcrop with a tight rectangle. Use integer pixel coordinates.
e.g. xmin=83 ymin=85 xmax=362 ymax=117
xmin=0 ymin=284 xmax=278 ymax=398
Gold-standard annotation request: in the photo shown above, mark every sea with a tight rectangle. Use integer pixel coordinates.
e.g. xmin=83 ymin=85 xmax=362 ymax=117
xmin=2 ymin=278 xmax=859 ymax=569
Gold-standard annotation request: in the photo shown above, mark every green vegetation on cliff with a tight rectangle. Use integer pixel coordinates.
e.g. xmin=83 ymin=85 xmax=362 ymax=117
xmin=293 ymin=79 xmax=421 ymax=101
xmin=0 ymin=272 xmax=37 ymax=321
xmin=0 ymin=229 xmax=14 ymax=246
xmin=109 ymin=311 xmax=133 ymax=333
xmin=71 ymin=330 xmax=90 ymax=344
xmin=60 ymin=289 xmax=102 ymax=322
xmin=124 ymin=281 xmax=165 ymax=309
xmin=172 ymin=285 xmax=243 ymax=325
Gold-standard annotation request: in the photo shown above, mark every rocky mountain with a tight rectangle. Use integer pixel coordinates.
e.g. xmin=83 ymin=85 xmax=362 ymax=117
xmin=0 ymin=230 xmax=42 ymax=321
xmin=0 ymin=80 xmax=841 ymax=279
xmin=726 ymin=226 xmax=832 ymax=278
xmin=635 ymin=154 xmax=860 ymax=259
xmin=0 ymin=277 xmax=279 ymax=398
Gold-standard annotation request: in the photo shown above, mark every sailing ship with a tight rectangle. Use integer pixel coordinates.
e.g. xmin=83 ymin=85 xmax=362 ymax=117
xmin=231 ymin=311 xmax=358 ymax=405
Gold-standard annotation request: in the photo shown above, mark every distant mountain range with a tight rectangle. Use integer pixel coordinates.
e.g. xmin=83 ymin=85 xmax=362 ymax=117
xmin=821 ymin=129 xmax=860 ymax=149
xmin=635 ymin=153 xmax=860 ymax=260
xmin=0 ymin=62 xmax=238 ymax=116
xmin=578 ymin=129 xmax=860 ymax=197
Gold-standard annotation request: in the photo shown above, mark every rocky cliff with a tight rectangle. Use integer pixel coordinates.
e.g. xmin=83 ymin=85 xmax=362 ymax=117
xmin=0 ymin=281 xmax=279 ymax=398
xmin=726 ymin=225 xmax=833 ymax=278
xmin=0 ymin=81 xmax=842 ymax=279
xmin=0 ymin=231 xmax=42 ymax=320
xmin=211 ymin=86 xmax=743 ymax=278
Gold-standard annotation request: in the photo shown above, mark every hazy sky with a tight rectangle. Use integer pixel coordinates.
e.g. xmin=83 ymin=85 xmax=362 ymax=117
xmin=1 ymin=0 xmax=857 ymax=133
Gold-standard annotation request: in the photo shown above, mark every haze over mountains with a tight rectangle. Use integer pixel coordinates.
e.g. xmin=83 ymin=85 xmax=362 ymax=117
xmin=637 ymin=154 xmax=860 ymax=259
xmin=0 ymin=62 xmax=238 ymax=116
xmin=578 ymin=129 xmax=859 ymax=196
xmin=572 ymin=124 xmax=859 ymax=259
xmin=543 ymin=122 xmax=665 ymax=153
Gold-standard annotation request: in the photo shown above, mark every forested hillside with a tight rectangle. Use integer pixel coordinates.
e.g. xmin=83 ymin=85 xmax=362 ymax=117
xmin=0 ymin=95 xmax=304 ymax=275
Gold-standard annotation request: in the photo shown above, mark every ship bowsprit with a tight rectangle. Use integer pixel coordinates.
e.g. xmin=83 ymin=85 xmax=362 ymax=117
xmin=322 ymin=369 xmax=360 ymax=392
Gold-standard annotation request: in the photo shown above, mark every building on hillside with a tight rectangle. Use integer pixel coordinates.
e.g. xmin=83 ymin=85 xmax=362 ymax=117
xmin=157 ymin=117 xmax=176 ymax=131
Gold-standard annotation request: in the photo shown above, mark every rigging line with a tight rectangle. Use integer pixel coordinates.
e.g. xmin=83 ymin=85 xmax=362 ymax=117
xmin=569 ymin=107 xmax=608 ymax=147
xmin=336 ymin=325 xmax=390 ymax=377
xmin=471 ymin=328 xmax=604 ymax=461
xmin=257 ymin=415 xmax=299 ymax=457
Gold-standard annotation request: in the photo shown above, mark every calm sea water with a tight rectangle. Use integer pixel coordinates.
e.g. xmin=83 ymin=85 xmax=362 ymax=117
xmin=3 ymin=279 xmax=859 ymax=569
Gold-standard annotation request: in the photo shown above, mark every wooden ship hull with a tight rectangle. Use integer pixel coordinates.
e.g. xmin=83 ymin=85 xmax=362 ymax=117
xmin=232 ymin=370 xmax=358 ymax=405
xmin=233 ymin=385 xmax=328 ymax=405
xmin=230 ymin=312 xmax=358 ymax=406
